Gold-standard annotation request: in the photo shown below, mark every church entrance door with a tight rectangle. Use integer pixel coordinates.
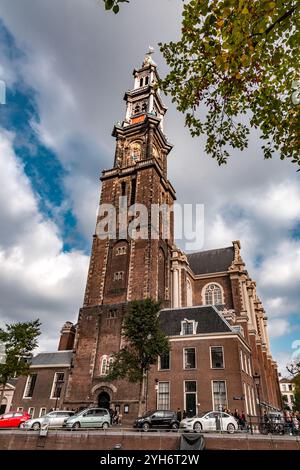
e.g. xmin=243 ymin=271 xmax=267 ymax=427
xmin=98 ymin=391 xmax=110 ymax=411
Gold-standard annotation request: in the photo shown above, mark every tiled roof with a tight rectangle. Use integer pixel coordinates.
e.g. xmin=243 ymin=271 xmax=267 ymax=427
xmin=30 ymin=351 xmax=73 ymax=367
xmin=159 ymin=305 xmax=232 ymax=336
xmin=187 ymin=246 xmax=234 ymax=275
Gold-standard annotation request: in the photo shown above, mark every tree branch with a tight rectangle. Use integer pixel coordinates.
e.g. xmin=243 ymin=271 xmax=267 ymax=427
xmin=251 ymin=5 xmax=297 ymax=40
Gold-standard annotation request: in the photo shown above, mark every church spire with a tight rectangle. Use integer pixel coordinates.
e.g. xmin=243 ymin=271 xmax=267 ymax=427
xmin=122 ymin=50 xmax=167 ymax=130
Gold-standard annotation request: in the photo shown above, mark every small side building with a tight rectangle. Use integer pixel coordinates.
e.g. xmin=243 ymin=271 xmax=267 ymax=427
xmin=280 ymin=377 xmax=295 ymax=410
xmin=11 ymin=322 xmax=75 ymax=419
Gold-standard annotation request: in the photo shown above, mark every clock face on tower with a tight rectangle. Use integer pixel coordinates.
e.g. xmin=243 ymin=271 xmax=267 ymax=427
xmin=127 ymin=141 xmax=142 ymax=165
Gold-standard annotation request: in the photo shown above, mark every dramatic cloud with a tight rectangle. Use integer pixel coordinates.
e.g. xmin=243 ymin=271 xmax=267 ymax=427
xmin=0 ymin=129 xmax=89 ymax=351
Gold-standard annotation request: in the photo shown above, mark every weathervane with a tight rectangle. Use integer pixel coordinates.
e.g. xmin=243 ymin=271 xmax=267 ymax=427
xmin=143 ymin=46 xmax=156 ymax=66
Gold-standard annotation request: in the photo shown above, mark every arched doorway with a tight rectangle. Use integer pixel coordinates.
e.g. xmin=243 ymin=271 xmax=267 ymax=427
xmin=98 ymin=391 xmax=110 ymax=410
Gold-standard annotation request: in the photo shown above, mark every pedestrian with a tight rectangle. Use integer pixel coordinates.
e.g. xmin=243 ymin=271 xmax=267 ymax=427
xmin=182 ymin=410 xmax=187 ymax=419
xmin=177 ymin=408 xmax=182 ymax=422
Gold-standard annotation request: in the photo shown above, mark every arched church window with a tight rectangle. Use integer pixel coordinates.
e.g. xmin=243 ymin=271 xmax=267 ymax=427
xmin=134 ymin=103 xmax=141 ymax=114
xmin=116 ymin=246 xmax=127 ymax=256
xmin=139 ymin=78 xmax=143 ymax=87
xmin=142 ymin=102 xmax=147 ymax=112
xmin=145 ymin=76 xmax=149 ymax=86
xmin=204 ymin=283 xmax=223 ymax=305
xmin=100 ymin=356 xmax=108 ymax=376
xmin=100 ymin=355 xmax=114 ymax=376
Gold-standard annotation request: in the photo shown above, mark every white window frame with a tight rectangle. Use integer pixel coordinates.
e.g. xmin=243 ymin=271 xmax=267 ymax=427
xmin=28 ymin=407 xmax=35 ymax=418
xmin=50 ymin=372 xmax=65 ymax=399
xmin=210 ymin=346 xmax=225 ymax=369
xmin=180 ymin=319 xmax=197 ymax=335
xmin=157 ymin=381 xmax=170 ymax=410
xmin=202 ymin=282 xmax=224 ymax=306
xmin=100 ymin=355 xmax=114 ymax=376
xmin=39 ymin=407 xmax=47 ymax=417
xmin=183 ymin=347 xmax=196 ymax=370
xmin=23 ymin=374 xmax=37 ymax=399
xmin=17 ymin=407 xmax=23 ymax=412
xmin=211 ymin=380 xmax=228 ymax=411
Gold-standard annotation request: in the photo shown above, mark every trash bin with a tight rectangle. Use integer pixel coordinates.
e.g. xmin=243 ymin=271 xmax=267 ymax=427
xmin=179 ymin=433 xmax=205 ymax=450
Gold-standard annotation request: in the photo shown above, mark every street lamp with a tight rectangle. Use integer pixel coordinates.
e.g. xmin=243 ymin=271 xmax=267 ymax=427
xmin=155 ymin=379 xmax=159 ymax=410
xmin=253 ymin=372 xmax=262 ymax=427
xmin=54 ymin=376 xmax=64 ymax=410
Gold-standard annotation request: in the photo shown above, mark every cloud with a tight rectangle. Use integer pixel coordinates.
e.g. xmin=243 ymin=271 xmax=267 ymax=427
xmin=268 ymin=319 xmax=290 ymax=338
xmin=0 ymin=129 xmax=89 ymax=351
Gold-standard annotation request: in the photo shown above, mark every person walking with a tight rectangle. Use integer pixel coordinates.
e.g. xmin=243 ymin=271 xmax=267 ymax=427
xmin=177 ymin=408 xmax=182 ymax=422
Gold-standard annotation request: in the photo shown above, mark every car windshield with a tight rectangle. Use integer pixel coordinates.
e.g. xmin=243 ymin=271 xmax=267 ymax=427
xmin=142 ymin=411 xmax=155 ymax=418
xmin=197 ymin=412 xmax=210 ymax=418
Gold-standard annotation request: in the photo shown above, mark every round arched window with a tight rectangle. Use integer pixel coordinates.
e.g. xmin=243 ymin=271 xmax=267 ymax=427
xmin=204 ymin=284 xmax=223 ymax=305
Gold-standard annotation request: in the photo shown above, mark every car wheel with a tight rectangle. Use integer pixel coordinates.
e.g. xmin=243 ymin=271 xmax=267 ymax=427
xmin=142 ymin=422 xmax=150 ymax=432
xmin=72 ymin=422 xmax=81 ymax=429
xmin=32 ymin=422 xmax=41 ymax=431
xmin=193 ymin=422 xmax=202 ymax=433
xmin=171 ymin=422 xmax=179 ymax=431
xmin=227 ymin=423 xmax=235 ymax=434
xmin=102 ymin=422 xmax=109 ymax=429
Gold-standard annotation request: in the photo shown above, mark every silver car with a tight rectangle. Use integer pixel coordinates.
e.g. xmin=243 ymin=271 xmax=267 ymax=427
xmin=22 ymin=410 xmax=75 ymax=430
xmin=65 ymin=408 xmax=111 ymax=429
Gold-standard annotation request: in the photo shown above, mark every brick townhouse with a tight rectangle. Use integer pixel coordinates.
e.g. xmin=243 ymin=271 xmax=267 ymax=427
xmin=12 ymin=52 xmax=281 ymax=422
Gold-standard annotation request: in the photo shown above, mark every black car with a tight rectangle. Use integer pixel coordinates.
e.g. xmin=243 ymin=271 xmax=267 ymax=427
xmin=134 ymin=410 xmax=179 ymax=432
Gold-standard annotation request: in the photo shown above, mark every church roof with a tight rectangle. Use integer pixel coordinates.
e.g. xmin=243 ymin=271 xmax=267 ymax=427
xmin=187 ymin=246 xmax=234 ymax=275
xmin=159 ymin=305 xmax=232 ymax=336
xmin=30 ymin=351 xmax=73 ymax=367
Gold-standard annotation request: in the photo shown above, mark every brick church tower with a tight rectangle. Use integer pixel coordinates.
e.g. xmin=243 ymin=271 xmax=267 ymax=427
xmin=64 ymin=51 xmax=176 ymax=414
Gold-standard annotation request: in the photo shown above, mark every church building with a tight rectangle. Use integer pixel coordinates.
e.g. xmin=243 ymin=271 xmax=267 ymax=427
xmin=11 ymin=53 xmax=282 ymax=422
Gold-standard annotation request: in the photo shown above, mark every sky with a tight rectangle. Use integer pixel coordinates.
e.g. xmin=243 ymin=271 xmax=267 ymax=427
xmin=0 ymin=0 xmax=299 ymax=375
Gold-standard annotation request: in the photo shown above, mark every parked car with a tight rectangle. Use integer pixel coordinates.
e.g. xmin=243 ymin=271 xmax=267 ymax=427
xmin=180 ymin=411 xmax=238 ymax=433
xmin=0 ymin=411 xmax=31 ymax=428
xmin=21 ymin=410 xmax=75 ymax=430
xmin=65 ymin=408 xmax=111 ymax=429
xmin=134 ymin=410 xmax=179 ymax=432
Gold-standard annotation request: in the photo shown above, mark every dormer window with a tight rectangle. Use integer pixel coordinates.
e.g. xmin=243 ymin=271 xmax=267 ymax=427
xmin=145 ymin=76 xmax=149 ymax=85
xmin=139 ymin=78 xmax=143 ymax=87
xmin=181 ymin=319 xmax=197 ymax=335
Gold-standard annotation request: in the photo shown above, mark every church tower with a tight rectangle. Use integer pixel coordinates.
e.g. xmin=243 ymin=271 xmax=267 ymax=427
xmin=64 ymin=52 xmax=176 ymax=415
xmin=83 ymin=50 xmax=175 ymax=307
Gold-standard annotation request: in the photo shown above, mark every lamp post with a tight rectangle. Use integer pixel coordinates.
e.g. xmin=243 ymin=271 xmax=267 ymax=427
xmin=155 ymin=379 xmax=159 ymax=410
xmin=253 ymin=372 xmax=262 ymax=429
xmin=54 ymin=377 xmax=64 ymax=410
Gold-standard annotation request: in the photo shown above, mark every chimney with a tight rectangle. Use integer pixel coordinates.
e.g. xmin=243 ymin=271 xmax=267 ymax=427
xmin=58 ymin=321 xmax=76 ymax=351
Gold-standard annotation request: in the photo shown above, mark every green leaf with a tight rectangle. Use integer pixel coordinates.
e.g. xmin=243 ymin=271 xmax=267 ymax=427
xmin=105 ymin=0 xmax=114 ymax=10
